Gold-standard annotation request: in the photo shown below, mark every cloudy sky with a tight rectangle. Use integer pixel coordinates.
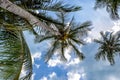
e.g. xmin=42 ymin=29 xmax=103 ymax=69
xmin=24 ymin=0 xmax=120 ymax=80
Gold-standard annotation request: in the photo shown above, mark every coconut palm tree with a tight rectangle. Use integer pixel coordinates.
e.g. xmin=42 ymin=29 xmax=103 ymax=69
xmin=35 ymin=13 xmax=91 ymax=62
xmin=0 ymin=24 xmax=32 ymax=79
xmin=94 ymin=31 xmax=120 ymax=65
xmin=94 ymin=0 xmax=120 ymax=20
xmin=0 ymin=0 xmax=83 ymax=79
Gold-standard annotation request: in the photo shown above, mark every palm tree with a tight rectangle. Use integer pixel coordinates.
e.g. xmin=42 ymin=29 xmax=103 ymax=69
xmin=0 ymin=24 xmax=32 ymax=79
xmin=94 ymin=0 xmax=120 ymax=20
xmin=35 ymin=13 xmax=91 ymax=62
xmin=0 ymin=0 xmax=82 ymax=79
xmin=94 ymin=31 xmax=120 ymax=65
xmin=0 ymin=0 xmax=81 ymax=34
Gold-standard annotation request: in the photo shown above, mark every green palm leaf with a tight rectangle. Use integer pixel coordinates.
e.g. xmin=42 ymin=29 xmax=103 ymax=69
xmin=0 ymin=25 xmax=32 ymax=80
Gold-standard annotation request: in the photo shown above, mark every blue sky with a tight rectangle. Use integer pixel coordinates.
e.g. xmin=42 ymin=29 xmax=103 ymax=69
xmin=23 ymin=0 xmax=120 ymax=80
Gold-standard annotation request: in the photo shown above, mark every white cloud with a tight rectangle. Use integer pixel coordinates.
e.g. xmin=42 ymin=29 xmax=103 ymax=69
xmin=67 ymin=72 xmax=80 ymax=80
xmin=64 ymin=52 xmax=71 ymax=61
xmin=64 ymin=47 xmax=72 ymax=61
xmin=66 ymin=66 xmax=86 ymax=80
xmin=32 ymin=52 xmax=41 ymax=60
xmin=48 ymin=58 xmax=62 ymax=67
xmin=31 ymin=73 xmax=36 ymax=80
xmin=66 ymin=58 xmax=80 ymax=66
xmin=31 ymin=52 xmax=41 ymax=69
xmin=35 ymin=64 xmax=40 ymax=69
xmin=49 ymin=72 xmax=57 ymax=79
xmin=84 ymin=31 xmax=93 ymax=43
xmin=84 ymin=37 xmax=92 ymax=43
xmin=106 ymin=75 xmax=119 ymax=80
xmin=47 ymin=45 xmax=83 ymax=68
xmin=67 ymin=70 xmax=86 ymax=80
xmin=32 ymin=52 xmax=41 ymax=64
xmin=47 ymin=56 xmax=82 ymax=68
xmin=40 ymin=76 xmax=48 ymax=80
xmin=39 ymin=72 xmax=58 ymax=80
xmin=111 ymin=20 xmax=120 ymax=34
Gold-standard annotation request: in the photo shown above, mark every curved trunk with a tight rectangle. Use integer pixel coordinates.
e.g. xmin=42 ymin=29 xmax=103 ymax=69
xmin=0 ymin=0 xmax=59 ymax=34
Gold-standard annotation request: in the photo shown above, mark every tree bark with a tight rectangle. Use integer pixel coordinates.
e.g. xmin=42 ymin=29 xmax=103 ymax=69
xmin=0 ymin=0 xmax=59 ymax=34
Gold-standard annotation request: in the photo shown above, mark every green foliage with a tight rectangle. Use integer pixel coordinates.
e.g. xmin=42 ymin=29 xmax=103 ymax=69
xmin=0 ymin=25 xmax=32 ymax=79
xmin=94 ymin=32 xmax=120 ymax=65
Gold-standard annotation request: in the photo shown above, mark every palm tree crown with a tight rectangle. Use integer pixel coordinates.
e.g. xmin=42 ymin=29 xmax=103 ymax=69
xmin=35 ymin=13 xmax=91 ymax=62
xmin=94 ymin=31 xmax=120 ymax=65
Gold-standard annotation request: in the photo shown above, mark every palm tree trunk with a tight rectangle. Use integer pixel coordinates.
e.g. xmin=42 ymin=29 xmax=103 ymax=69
xmin=0 ymin=0 xmax=59 ymax=34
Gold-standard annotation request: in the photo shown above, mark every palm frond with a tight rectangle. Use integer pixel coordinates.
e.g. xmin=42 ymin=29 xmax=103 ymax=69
xmin=107 ymin=52 xmax=115 ymax=65
xmin=71 ymin=38 xmax=85 ymax=45
xmin=43 ymin=1 xmax=81 ymax=12
xmin=70 ymin=21 xmax=91 ymax=36
xmin=60 ymin=42 xmax=67 ymax=61
xmin=95 ymin=50 xmax=106 ymax=60
xmin=0 ymin=25 xmax=32 ymax=79
xmin=29 ymin=11 xmax=63 ymax=25
xmin=64 ymin=16 xmax=75 ymax=33
xmin=35 ymin=35 xmax=56 ymax=43
xmin=100 ymin=31 xmax=108 ymax=41
xmin=45 ymin=40 xmax=59 ymax=62
xmin=19 ymin=32 xmax=32 ymax=80
xmin=69 ymin=41 xmax=85 ymax=60
xmin=0 ymin=26 xmax=23 ymax=80
xmin=94 ymin=39 xmax=104 ymax=44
